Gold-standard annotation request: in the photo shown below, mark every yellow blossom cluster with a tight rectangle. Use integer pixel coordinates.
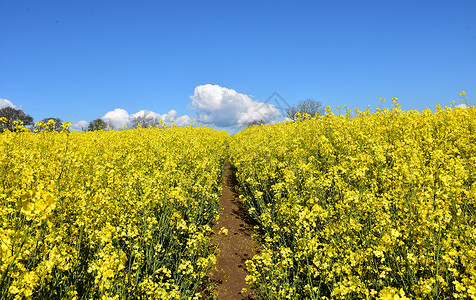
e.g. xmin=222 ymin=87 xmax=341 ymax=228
xmin=1 ymin=122 xmax=228 ymax=299
xmin=230 ymin=102 xmax=476 ymax=299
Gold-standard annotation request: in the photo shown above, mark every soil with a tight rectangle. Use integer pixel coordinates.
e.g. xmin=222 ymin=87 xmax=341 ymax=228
xmin=208 ymin=162 xmax=259 ymax=300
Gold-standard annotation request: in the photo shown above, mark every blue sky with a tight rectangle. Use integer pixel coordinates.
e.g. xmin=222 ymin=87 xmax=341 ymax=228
xmin=1 ymin=0 xmax=475 ymax=131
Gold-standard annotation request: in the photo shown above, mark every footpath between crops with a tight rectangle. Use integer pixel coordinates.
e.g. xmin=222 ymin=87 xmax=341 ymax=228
xmin=208 ymin=162 xmax=258 ymax=300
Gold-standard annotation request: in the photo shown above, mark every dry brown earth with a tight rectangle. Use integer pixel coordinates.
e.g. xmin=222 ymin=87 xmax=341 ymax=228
xmin=208 ymin=162 xmax=259 ymax=300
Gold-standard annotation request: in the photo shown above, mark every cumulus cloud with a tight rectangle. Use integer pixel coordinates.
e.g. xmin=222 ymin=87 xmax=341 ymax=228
xmin=102 ymin=108 xmax=131 ymax=129
xmin=160 ymin=110 xmax=193 ymax=126
xmin=131 ymin=109 xmax=193 ymax=127
xmin=189 ymin=84 xmax=280 ymax=127
xmin=456 ymin=103 xmax=469 ymax=109
xmin=70 ymin=120 xmax=89 ymax=132
xmin=0 ymin=98 xmax=16 ymax=109
xmin=100 ymin=108 xmax=193 ymax=129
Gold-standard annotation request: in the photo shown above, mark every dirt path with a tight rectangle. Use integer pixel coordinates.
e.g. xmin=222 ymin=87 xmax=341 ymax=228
xmin=208 ymin=162 xmax=258 ymax=300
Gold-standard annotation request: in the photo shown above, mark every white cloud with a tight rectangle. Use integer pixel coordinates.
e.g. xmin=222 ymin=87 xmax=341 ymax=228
xmin=130 ymin=109 xmax=193 ymax=126
xmin=174 ymin=114 xmax=194 ymax=126
xmin=70 ymin=120 xmax=89 ymax=132
xmin=101 ymin=108 xmax=193 ymax=129
xmin=0 ymin=98 xmax=16 ymax=109
xmin=130 ymin=109 xmax=162 ymax=121
xmin=189 ymin=84 xmax=280 ymax=127
xmin=102 ymin=108 xmax=131 ymax=129
xmin=456 ymin=103 xmax=469 ymax=109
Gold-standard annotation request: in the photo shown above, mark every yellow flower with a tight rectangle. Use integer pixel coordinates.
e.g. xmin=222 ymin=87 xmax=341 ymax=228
xmin=379 ymin=287 xmax=410 ymax=300
xmin=219 ymin=227 xmax=229 ymax=236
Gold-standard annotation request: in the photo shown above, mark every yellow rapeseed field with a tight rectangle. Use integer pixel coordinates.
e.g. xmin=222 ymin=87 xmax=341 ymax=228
xmin=1 ymin=97 xmax=475 ymax=300
xmin=230 ymin=100 xmax=476 ymax=299
xmin=0 ymin=121 xmax=229 ymax=299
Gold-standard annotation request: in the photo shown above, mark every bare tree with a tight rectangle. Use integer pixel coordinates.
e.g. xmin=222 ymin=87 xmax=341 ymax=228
xmin=285 ymin=98 xmax=324 ymax=120
xmin=0 ymin=107 xmax=34 ymax=132
xmin=131 ymin=115 xmax=160 ymax=129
